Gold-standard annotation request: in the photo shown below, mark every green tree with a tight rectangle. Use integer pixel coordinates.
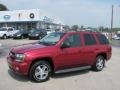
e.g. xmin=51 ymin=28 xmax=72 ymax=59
xmin=0 ymin=4 xmax=8 ymax=11
xmin=80 ymin=25 xmax=84 ymax=29
xmin=63 ymin=25 xmax=70 ymax=31
xmin=71 ymin=25 xmax=79 ymax=31
xmin=98 ymin=26 xmax=104 ymax=32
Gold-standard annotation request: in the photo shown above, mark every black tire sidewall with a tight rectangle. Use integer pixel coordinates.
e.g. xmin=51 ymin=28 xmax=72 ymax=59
xmin=29 ymin=61 xmax=51 ymax=82
xmin=92 ymin=56 xmax=105 ymax=71
xmin=3 ymin=35 xmax=7 ymax=39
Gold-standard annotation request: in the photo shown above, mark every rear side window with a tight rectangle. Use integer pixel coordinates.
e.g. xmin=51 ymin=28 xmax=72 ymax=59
xmin=84 ymin=34 xmax=96 ymax=46
xmin=8 ymin=28 xmax=13 ymax=31
xmin=96 ymin=34 xmax=109 ymax=44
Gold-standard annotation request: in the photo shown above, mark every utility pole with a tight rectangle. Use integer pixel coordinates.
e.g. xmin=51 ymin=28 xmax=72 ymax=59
xmin=110 ymin=5 xmax=114 ymax=40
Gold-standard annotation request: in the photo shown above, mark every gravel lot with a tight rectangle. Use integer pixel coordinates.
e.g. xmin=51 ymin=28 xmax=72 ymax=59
xmin=0 ymin=39 xmax=120 ymax=90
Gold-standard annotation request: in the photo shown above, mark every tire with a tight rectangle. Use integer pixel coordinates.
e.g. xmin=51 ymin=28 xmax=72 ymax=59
xmin=92 ymin=56 xmax=105 ymax=71
xmin=29 ymin=61 xmax=51 ymax=82
xmin=3 ymin=34 xmax=7 ymax=39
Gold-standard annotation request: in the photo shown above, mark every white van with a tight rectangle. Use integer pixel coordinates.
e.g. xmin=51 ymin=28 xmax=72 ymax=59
xmin=0 ymin=27 xmax=19 ymax=39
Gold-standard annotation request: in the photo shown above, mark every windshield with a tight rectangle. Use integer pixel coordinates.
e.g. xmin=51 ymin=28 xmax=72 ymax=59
xmin=39 ymin=32 xmax=65 ymax=46
xmin=31 ymin=30 xmax=41 ymax=34
xmin=0 ymin=28 xmax=7 ymax=31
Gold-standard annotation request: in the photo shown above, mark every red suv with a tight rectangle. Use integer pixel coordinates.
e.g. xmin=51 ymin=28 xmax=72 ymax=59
xmin=7 ymin=31 xmax=112 ymax=82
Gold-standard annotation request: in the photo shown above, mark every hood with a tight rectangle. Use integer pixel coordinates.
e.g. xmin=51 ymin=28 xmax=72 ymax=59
xmin=0 ymin=31 xmax=7 ymax=36
xmin=14 ymin=32 xmax=21 ymax=35
xmin=12 ymin=43 xmax=47 ymax=53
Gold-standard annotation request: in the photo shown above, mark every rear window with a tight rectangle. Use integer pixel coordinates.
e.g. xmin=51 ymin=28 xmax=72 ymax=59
xmin=96 ymin=34 xmax=109 ymax=44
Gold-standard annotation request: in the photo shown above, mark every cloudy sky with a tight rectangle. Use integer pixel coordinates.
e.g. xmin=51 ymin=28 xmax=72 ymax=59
xmin=0 ymin=0 xmax=120 ymax=27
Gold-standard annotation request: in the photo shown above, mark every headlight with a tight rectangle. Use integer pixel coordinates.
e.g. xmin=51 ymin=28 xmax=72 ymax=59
xmin=15 ymin=54 xmax=25 ymax=62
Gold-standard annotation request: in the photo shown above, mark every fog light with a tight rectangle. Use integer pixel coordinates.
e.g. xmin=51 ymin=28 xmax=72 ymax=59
xmin=15 ymin=67 xmax=19 ymax=71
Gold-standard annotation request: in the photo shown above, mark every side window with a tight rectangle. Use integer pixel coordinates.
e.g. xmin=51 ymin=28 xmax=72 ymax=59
xmin=96 ymin=34 xmax=109 ymax=44
xmin=63 ymin=34 xmax=81 ymax=47
xmin=84 ymin=34 xmax=96 ymax=45
xmin=8 ymin=28 xmax=13 ymax=31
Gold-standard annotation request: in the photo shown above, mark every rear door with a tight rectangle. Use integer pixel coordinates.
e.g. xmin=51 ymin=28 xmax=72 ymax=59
xmin=82 ymin=33 xmax=97 ymax=65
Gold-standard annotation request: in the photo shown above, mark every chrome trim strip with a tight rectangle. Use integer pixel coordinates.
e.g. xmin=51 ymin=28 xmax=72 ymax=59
xmin=55 ymin=66 xmax=91 ymax=74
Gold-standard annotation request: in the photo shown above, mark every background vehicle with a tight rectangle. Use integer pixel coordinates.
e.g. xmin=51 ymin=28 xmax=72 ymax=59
xmin=13 ymin=29 xmax=29 ymax=39
xmin=46 ymin=29 xmax=55 ymax=34
xmin=7 ymin=31 xmax=112 ymax=82
xmin=113 ymin=34 xmax=120 ymax=40
xmin=28 ymin=29 xmax=47 ymax=40
xmin=0 ymin=27 xmax=19 ymax=39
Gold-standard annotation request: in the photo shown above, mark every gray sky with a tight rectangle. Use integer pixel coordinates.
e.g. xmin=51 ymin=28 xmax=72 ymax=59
xmin=0 ymin=0 xmax=120 ymax=27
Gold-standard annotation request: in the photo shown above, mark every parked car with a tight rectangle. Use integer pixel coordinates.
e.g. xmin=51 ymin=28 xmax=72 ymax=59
xmin=46 ymin=29 xmax=55 ymax=34
xmin=28 ymin=29 xmax=47 ymax=40
xmin=7 ymin=31 xmax=112 ymax=82
xmin=0 ymin=27 xmax=19 ymax=39
xmin=13 ymin=30 xmax=29 ymax=39
xmin=112 ymin=34 xmax=120 ymax=40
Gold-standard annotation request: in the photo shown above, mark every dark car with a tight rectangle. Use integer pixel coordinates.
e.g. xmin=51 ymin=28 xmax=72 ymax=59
xmin=13 ymin=30 xmax=29 ymax=39
xmin=28 ymin=29 xmax=47 ymax=40
xmin=7 ymin=31 xmax=112 ymax=82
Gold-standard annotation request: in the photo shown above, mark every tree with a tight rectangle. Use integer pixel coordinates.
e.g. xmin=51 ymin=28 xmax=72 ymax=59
xmin=81 ymin=25 xmax=84 ymax=29
xmin=0 ymin=4 xmax=8 ymax=11
xmin=98 ymin=26 xmax=104 ymax=32
xmin=71 ymin=25 xmax=79 ymax=31
xmin=63 ymin=25 xmax=70 ymax=31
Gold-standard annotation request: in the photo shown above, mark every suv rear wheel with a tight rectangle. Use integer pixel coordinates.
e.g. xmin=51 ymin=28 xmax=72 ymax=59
xmin=29 ymin=61 xmax=51 ymax=82
xmin=92 ymin=56 xmax=105 ymax=71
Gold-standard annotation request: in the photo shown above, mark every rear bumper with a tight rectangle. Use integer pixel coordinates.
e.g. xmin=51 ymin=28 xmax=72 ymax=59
xmin=7 ymin=57 xmax=29 ymax=75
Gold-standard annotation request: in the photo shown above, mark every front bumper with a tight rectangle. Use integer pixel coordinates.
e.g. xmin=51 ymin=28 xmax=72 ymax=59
xmin=7 ymin=56 xmax=29 ymax=75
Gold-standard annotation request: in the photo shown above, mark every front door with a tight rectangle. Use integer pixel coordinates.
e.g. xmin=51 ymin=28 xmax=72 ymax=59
xmin=57 ymin=33 xmax=84 ymax=70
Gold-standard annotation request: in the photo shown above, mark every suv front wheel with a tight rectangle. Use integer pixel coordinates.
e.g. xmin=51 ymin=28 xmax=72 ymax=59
xmin=29 ymin=61 xmax=51 ymax=82
xmin=3 ymin=34 xmax=7 ymax=39
xmin=92 ymin=56 xmax=105 ymax=71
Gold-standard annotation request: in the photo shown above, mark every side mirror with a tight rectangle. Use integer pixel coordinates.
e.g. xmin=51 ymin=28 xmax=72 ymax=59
xmin=61 ymin=42 xmax=70 ymax=49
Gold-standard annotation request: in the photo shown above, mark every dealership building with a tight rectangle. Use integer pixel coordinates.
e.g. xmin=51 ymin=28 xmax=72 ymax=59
xmin=0 ymin=9 xmax=64 ymax=30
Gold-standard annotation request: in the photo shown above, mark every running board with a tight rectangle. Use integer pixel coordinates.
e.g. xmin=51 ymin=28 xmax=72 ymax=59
xmin=55 ymin=66 xmax=91 ymax=74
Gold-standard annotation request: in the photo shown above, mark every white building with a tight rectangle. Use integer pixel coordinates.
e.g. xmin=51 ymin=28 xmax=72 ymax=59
xmin=0 ymin=9 xmax=64 ymax=30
